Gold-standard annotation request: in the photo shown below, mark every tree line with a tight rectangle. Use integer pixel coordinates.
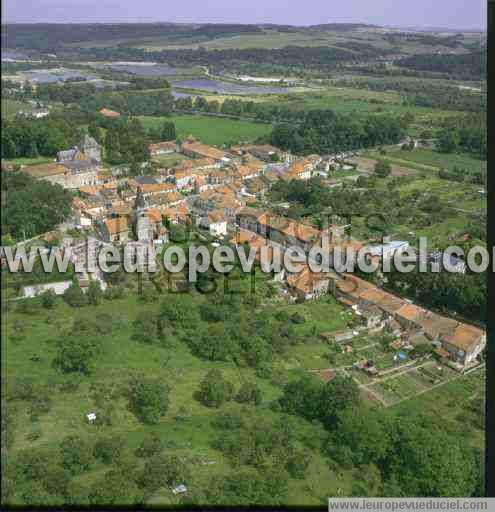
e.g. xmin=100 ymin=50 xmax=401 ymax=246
xmin=334 ymin=76 xmax=486 ymax=113
xmin=270 ymin=109 xmax=406 ymax=155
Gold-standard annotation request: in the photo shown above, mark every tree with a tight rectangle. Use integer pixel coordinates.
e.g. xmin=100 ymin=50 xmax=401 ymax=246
xmin=90 ymin=468 xmax=142 ymax=504
xmin=63 ymin=280 xmax=87 ymax=308
xmin=93 ymin=435 xmax=125 ymax=464
xmin=351 ymin=463 xmax=383 ymax=497
xmin=160 ymin=295 xmax=200 ymax=330
xmin=235 ymin=382 xmax=263 ymax=405
xmin=161 ymin=121 xmax=176 ymax=141
xmin=196 ymin=369 xmax=233 ymax=408
xmin=387 ymin=419 xmax=477 ymax=496
xmin=130 ymin=377 xmax=170 ymax=424
xmin=194 ymin=96 xmax=208 ymax=111
xmin=88 ymin=123 xmax=104 ymax=144
xmin=139 ymin=454 xmax=189 ymax=491
xmin=135 ymin=434 xmax=164 ymax=458
xmin=60 ymin=435 xmax=93 ymax=474
xmin=26 ymin=141 xmax=39 ymax=158
xmin=206 ymin=465 xmax=289 ymax=505
xmin=438 ymin=128 xmax=460 ymax=153
xmin=132 ymin=311 xmax=161 ymax=344
xmin=286 ymin=448 xmax=312 ymax=479
xmin=374 ymin=160 xmax=392 ymax=178
xmin=328 ymin=406 xmax=391 ymax=466
xmin=40 ymin=289 xmax=57 ymax=309
xmin=319 ymin=376 xmax=360 ymax=429
xmin=66 ymin=481 xmax=91 ymax=505
xmin=87 ymin=280 xmax=103 ymax=306
xmin=54 ymin=335 xmax=99 ymax=374
xmin=2 ymin=171 xmax=72 ymax=240
xmin=278 ymin=374 xmax=323 ymax=420
xmin=41 ymin=465 xmax=71 ymax=497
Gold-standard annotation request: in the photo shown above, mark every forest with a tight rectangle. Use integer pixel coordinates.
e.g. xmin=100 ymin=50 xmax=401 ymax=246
xmin=1 ymin=23 xmax=263 ymax=51
xmin=397 ymin=51 xmax=487 ymax=81
xmin=1 ymin=116 xmax=79 ymax=159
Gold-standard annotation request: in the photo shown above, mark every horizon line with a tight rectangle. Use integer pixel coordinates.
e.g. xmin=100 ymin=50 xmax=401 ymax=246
xmin=1 ymin=20 xmax=486 ymax=32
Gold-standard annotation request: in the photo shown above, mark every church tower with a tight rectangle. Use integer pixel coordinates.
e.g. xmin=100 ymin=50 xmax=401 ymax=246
xmin=80 ymin=134 xmax=102 ymax=163
xmin=133 ymin=187 xmax=153 ymax=243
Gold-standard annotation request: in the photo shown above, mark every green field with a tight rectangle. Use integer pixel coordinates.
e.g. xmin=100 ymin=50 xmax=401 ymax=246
xmin=384 ymin=148 xmax=486 ymax=174
xmin=133 ymin=29 xmax=394 ymax=51
xmin=139 ymin=114 xmax=272 ymax=146
xmin=1 ymin=156 xmax=54 ymax=167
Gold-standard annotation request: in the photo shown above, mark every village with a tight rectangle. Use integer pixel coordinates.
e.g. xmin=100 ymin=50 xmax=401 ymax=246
xmin=9 ymin=125 xmax=486 ymax=413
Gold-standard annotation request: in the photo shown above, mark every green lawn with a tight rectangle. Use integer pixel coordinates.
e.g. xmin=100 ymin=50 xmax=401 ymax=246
xmin=139 ymin=114 xmax=272 ymax=146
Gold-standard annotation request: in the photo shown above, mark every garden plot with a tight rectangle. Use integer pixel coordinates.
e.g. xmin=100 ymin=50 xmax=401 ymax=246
xmin=361 ymin=360 xmax=464 ymax=407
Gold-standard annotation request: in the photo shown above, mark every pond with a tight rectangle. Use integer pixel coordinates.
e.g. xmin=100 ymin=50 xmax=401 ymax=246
xmin=172 ymin=78 xmax=288 ymax=95
xmin=21 ymin=68 xmax=99 ymax=83
xmin=2 ymin=50 xmax=30 ymax=61
xmin=90 ymin=63 xmax=181 ymax=76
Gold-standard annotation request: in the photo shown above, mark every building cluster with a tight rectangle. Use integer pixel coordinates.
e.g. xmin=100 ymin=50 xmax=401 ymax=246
xmin=24 ymin=134 xmax=344 ymax=241
xmin=334 ymin=275 xmax=486 ymax=370
xmin=233 ymin=207 xmax=485 ymax=371
xmin=13 ymin=132 xmax=485 ymax=370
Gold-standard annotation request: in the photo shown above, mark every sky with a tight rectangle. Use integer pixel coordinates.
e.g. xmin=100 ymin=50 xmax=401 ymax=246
xmin=2 ymin=0 xmax=487 ymax=30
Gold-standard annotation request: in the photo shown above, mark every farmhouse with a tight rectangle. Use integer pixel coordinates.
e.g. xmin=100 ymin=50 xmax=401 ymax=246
xmin=149 ymin=141 xmax=179 ymax=157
